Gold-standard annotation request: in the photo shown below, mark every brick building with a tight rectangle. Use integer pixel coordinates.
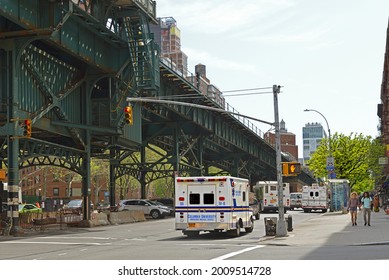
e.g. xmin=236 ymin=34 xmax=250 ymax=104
xmin=264 ymin=119 xmax=298 ymax=161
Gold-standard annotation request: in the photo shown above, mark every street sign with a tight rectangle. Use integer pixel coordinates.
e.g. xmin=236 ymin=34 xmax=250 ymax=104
xmin=379 ymin=157 xmax=388 ymax=165
xmin=326 ymin=156 xmax=335 ymax=171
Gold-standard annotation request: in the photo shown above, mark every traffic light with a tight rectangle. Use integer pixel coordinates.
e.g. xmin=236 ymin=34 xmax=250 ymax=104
xmin=23 ymin=119 xmax=32 ymax=137
xmin=282 ymin=162 xmax=301 ymax=176
xmin=124 ymin=105 xmax=133 ymax=125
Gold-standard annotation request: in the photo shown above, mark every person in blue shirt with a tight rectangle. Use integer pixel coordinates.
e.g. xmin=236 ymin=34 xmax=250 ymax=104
xmin=361 ymin=192 xmax=372 ymax=226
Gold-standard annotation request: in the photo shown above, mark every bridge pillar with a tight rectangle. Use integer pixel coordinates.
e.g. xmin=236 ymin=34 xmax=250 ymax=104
xmin=109 ymin=149 xmax=116 ymax=207
xmin=8 ymin=137 xmax=22 ymax=235
xmin=82 ymin=133 xmax=91 ymax=221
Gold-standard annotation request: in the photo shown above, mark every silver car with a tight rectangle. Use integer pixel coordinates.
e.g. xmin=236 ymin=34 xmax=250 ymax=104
xmin=118 ymin=199 xmax=170 ymax=219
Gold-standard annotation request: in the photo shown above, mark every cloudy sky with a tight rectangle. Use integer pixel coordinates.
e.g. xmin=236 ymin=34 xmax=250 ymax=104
xmin=156 ymin=0 xmax=389 ymax=158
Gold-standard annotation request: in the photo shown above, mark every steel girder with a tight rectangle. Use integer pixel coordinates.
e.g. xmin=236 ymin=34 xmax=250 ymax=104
xmin=0 ymin=0 xmax=160 ymax=229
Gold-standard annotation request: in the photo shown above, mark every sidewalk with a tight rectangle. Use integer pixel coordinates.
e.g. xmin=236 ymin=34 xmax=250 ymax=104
xmin=259 ymin=210 xmax=389 ymax=246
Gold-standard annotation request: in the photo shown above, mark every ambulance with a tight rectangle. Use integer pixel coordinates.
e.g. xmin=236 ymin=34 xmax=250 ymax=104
xmin=254 ymin=181 xmax=290 ymax=213
xmin=175 ymin=176 xmax=255 ymax=237
xmin=302 ymin=184 xmax=329 ymax=213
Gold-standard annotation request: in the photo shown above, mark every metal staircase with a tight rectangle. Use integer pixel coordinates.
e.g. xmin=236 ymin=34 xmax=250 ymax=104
xmin=122 ymin=11 xmax=159 ymax=92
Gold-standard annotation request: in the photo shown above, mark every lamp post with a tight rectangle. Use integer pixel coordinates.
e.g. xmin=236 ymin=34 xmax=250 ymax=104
xmin=304 ymin=108 xmax=334 ymax=211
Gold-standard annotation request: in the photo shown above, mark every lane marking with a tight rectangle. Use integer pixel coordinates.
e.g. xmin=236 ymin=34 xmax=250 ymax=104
xmin=39 ymin=236 xmax=116 ymax=240
xmin=2 ymin=241 xmax=111 ymax=246
xmin=212 ymin=245 xmax=265 ymax=260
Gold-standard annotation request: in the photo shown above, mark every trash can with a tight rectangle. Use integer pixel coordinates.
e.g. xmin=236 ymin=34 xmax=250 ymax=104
xmin=264 ymin=217 xmax=277 ymax=236
xmin=285 ymin=214 xmax=293 ymax=232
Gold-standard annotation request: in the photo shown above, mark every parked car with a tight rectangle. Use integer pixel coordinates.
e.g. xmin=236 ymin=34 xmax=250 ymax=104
xmin=1 ymin=204 xmax=7 ymax=212
xmin=290 ymin=192 xmax=303 ymax=210
xmin=152 ymin=200 xmax=174 ymax=216
xmin=249 ymin=198 xmax=260 ymax=220
xmin=118 ymin=199 xmax=171 ymax=219
xmin=18 ymin=204 xmax=42 ymax=214
xmin=62 ymin=199 xmax=94 ymax=214
xmin=152 ymin=198 xmax=174 ymax=208
xmin=96 ymin=202 xmax=111 ymax=213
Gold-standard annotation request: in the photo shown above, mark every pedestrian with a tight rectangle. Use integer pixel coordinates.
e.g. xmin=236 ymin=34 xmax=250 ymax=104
xmin=347 ymin=192 xmax=360 ymax=226
xmin=35 ymin=201 xmax=40 ymax=208
xmin=373 ymin=195 xmax=380 ymax=212
xmin=361 ymin=191 xmax=372 ymax=226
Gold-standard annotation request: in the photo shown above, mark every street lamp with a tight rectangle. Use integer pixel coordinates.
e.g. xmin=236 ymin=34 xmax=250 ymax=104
xmin=304 ymin=109 xmax=335 ymax=212
xmin=304 ymin=109 xmax=332 ymax=157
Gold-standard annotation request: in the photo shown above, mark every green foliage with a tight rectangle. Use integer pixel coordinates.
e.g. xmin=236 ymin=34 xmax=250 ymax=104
xmin=308 ymin=133 xmax=384 ymax=191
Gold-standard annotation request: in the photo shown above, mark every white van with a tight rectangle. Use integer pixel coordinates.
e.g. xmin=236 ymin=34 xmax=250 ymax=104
xmin=290 ymin=192 xmax=302 ymax=210
xmin=175 ymin=176 xmax=254 ymax=237
xmin=254 ymin=181 xmax=290 ymax=213
xmin=302 ymin=185 xmax=328 ymax=213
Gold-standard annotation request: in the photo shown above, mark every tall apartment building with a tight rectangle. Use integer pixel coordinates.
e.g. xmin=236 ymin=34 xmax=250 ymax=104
xmin=265 ymin=120 xmax=298 ymax=161
xmin=302 ymin=122 xmax=327 ymax=164
xmin=151 ymin=17 xmax=188 ymax=75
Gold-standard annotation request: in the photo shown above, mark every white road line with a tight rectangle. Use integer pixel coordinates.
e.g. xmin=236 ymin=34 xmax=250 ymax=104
xmin=212 ymin=245 xmax=265 ymax=260
xmin=39 ymin=236 xmax=116 ymax=240
xmin=2 ymin=241 xmax=111 ymax=246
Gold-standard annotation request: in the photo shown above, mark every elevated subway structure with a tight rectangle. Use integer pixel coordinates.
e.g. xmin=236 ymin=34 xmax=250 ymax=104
xmin=0 ymin=0 xmax=314 ymax=230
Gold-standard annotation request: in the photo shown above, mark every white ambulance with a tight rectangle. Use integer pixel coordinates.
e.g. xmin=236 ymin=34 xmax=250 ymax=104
xmin=175 ymin=176 xmax=254 ymax=237
xmin=254 ymin=181 xmax=290 ymax=213
xmin=302 ymin=184 xmax=329 ymax=213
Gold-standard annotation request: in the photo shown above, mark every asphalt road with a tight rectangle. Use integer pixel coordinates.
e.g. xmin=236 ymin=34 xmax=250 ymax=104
xmin=0 ymin=210 xmax=389 ymax=260
xmin=0 ymin=209 xmax=337 ymax=260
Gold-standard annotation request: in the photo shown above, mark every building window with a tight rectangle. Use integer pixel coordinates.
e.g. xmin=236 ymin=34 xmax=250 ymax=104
xmin=53 ymin=188 xmax=59 ymax=196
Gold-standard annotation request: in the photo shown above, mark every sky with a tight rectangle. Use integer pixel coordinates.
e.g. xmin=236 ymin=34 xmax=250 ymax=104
xmin=156 ymin=0 xmax=389 ymax=158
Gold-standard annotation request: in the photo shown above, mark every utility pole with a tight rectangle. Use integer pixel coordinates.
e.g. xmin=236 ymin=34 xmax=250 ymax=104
xmin=273 ymin=85 xmax=287 ymax=237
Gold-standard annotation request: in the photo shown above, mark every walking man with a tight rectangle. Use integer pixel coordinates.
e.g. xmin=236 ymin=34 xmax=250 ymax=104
xmin=361 ymin=192 xmax=372 ymax=226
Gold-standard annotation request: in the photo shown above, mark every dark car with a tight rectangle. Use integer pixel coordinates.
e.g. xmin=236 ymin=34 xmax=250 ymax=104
xmin=152 ymin=198 xmax=174 ymax=208
xmin=96 ymin=202 xmax=111 ymax=213
xmin=1 ymin=204 xmax=7 ymax=212
xmin=249 ymin=198 xmax=260 ymax=220
xmin=62 ymin=199 xmax=94 ymax=214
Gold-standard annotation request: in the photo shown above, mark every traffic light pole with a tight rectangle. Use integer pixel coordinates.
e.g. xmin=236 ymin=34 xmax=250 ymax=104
xmin=273 ymin=85 xmax=287 ymax=237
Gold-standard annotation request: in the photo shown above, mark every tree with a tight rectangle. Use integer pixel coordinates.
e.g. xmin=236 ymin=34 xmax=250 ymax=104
xmin=91 ymin=158 xmax=109 ymax=204
xmin=308 ymin=133 xmax=384 ymax=193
